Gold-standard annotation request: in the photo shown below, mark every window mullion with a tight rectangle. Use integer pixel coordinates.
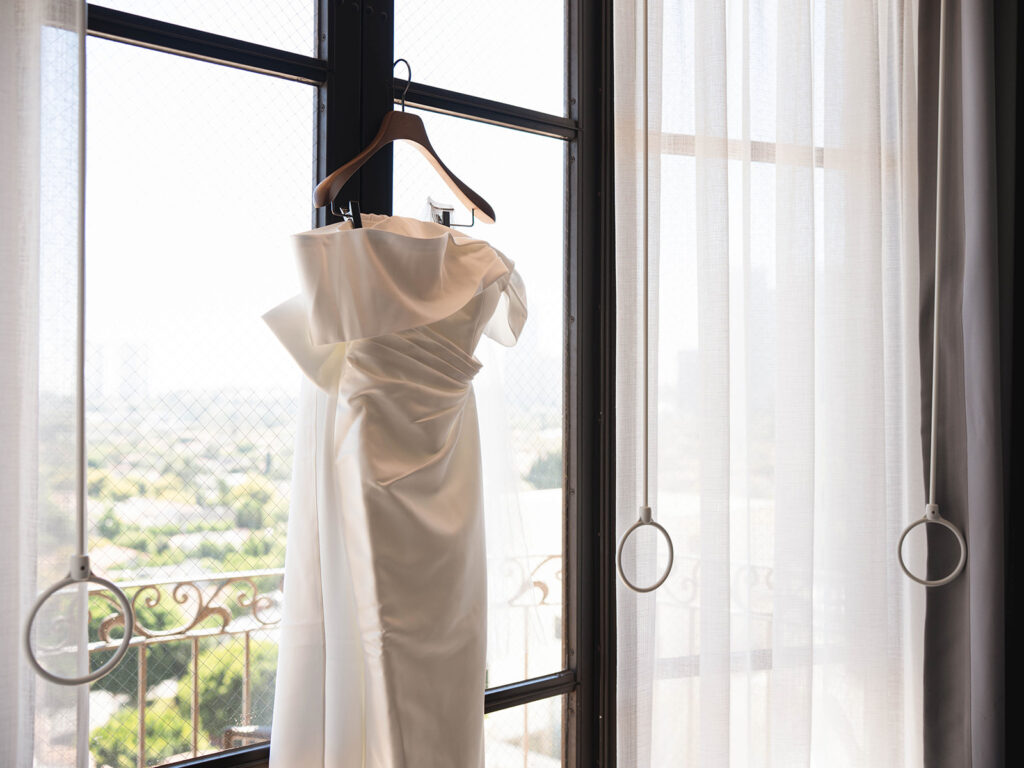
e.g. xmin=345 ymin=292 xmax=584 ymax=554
xmin=86 ymin=5 xmax=326 ymax=83
xmin=357 ymin=0 xmax=395 ymax=216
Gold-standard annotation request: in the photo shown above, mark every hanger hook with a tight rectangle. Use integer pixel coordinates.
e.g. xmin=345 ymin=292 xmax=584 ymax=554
xmin=393 ymin=59 xmax=411 ymax=112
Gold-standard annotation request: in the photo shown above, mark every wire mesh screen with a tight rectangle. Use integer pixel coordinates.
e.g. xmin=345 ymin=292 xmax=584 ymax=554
xmin=83 ymin=36 xmax=313 ymax=766
xmin=485 ymin=697 xmax=565 ymax=767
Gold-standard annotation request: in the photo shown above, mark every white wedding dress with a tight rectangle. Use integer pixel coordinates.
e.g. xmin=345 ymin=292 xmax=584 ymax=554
xmin=262 ymin=214 xmax=527 ymax=768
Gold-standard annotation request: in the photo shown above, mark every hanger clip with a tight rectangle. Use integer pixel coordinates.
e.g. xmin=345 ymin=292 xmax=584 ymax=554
xmin=332 ymin=197 xmax=363 ymax=228
xmin=427 ymin=196 xmax=475 ymax=229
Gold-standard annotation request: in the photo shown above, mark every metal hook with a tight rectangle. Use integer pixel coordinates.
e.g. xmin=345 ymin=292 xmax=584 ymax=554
xmin=394 ymin=58 xmax=411 ymax=112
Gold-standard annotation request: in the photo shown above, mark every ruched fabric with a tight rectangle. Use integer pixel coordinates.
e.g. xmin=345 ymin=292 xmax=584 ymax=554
xmin=263 ymin=214 xmax=526 ymax=768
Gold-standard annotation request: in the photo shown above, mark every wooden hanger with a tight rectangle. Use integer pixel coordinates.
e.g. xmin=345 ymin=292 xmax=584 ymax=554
xmin=313 ymin=59 xmax=496 ymax=225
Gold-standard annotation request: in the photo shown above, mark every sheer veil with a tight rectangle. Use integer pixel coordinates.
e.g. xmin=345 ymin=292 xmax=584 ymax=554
xmin=474 ymin=339 xmax=546 ymax=684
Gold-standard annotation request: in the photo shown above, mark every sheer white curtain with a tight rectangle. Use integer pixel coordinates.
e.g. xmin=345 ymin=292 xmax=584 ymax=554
xmin=614 ymin=1 xmax=926 ymax=766
xmin=1 ymin=1 xmax=87 ymax=765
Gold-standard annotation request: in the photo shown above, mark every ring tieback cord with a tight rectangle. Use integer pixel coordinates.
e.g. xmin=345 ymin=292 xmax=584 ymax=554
xmin=23 ymin=11 xmax=135 ymax=685
xmin=896 ymin=0 xmax=966 ymax=587
xmin=616 ymin=0 xmax=675 ymax=594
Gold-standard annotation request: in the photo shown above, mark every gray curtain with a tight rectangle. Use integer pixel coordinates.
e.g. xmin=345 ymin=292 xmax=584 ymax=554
xmin=918 ymin=1 xmax=1017 ymax=766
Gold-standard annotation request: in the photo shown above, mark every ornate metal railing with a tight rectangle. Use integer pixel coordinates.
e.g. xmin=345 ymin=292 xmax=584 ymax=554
xmin=86 ymin=569 xmax=284 ymax=768
xmin=80 ymin=554 xmax=775 ymax=768
xmin=83 ymin=558 xmax=568 ymax=768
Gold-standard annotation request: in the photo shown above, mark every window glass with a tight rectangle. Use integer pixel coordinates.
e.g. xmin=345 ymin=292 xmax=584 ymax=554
xmin=98 ymin=0 xmax=317 ymax=57
xmin=395 ymin=0 xmax=566 ymax=116
xmin=485 ymin=697 xmax=565 ymax=766
xmin=392 ymin=109 xmax=567 ymax=687
xmin=85 ymin=37 xmax=313 ymax=766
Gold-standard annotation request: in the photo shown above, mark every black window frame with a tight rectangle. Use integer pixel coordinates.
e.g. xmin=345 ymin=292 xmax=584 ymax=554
xmin=84 ymin=2 xmax=617 ymax=766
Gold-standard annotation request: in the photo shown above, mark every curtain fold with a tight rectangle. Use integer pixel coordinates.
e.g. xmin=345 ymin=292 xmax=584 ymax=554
xmin=917 ymin=1 xmax=1013 ymax=765
xmin=614 ymin=1 xmax=925 ymax=765
xmin=1 ymin=1 xmax=87 ymax=765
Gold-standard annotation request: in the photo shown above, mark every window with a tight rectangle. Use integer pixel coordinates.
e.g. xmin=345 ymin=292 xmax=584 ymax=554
xmin=76 ymin=3 xmax=614 ymax=767
xmin=83 ymin=34 xmax=312 ymax=766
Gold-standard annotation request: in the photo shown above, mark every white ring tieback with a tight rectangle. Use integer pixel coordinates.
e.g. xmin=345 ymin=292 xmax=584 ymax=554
xmin=24 ymin=555 xmax=135 ymax=686
xmin=897 ymin=504 xmax=967 ymax=587
xmin=615 ymin=0 xmax=675 ymax=594
xmin=23 ymin=15 xmax=136 ymax=685
xmin=617 ymin=506 xmax=674 ymax=593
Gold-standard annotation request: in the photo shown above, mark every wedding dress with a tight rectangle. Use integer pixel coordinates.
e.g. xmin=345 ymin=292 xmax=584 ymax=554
xmin=262 ymin=213 xmax=527 ymax=767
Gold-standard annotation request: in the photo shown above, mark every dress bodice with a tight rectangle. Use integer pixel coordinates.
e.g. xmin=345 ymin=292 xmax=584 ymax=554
xmin=263 ymin=213 xmax=526 ymax=393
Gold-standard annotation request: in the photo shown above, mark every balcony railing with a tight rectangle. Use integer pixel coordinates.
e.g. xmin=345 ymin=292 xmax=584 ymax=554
xmin=67 ymin=552 xmax=778 ymax=768
xmin=86 ymin=569 xmax=284 ymax=768
xmin=74 ymin=554 xmax=567 ymax=768
xmin=71 ymin=553 xmax=773 ymax=767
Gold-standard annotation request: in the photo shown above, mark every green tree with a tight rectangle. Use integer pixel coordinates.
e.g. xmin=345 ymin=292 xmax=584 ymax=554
xmin=228 ymin=475 xmax=284 ymax=528
xmin=235 ymin=499 xmax=265 ymax=530
xmin=222 ymin=534 xmax=286 ymax=572
xmin=153 ymin=474 xmax=188 ymax=501
xmin=526 ymin=450 xmax=563 ymax=490
xmin=178 ymin=639 xmax=278 ymax=746
xmin=87 ymin=469 xmax=147 ymax=502
xmin=242 ymin=534 xmax=272 ymax=558
xmin=196 ymin=538 xmax=230 ymax=560
xmin=88 ymin=468 xmax=110 ymax=498
xmin=163 ymin=454 xmax=200 ymax=487
xmin=96 ymin=508 xmax=122 ymax=540
xmin=90 ymin=699 xmax=198 ymax=768
xmin=113 ymin=530 xmax=150 ymax=553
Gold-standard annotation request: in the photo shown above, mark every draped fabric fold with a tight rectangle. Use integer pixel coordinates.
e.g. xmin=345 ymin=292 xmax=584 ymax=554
xmin=917 ymin=1 xmax=1013 ymax=764
xmin=614 ymin=1 xmax=925 ymax=765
